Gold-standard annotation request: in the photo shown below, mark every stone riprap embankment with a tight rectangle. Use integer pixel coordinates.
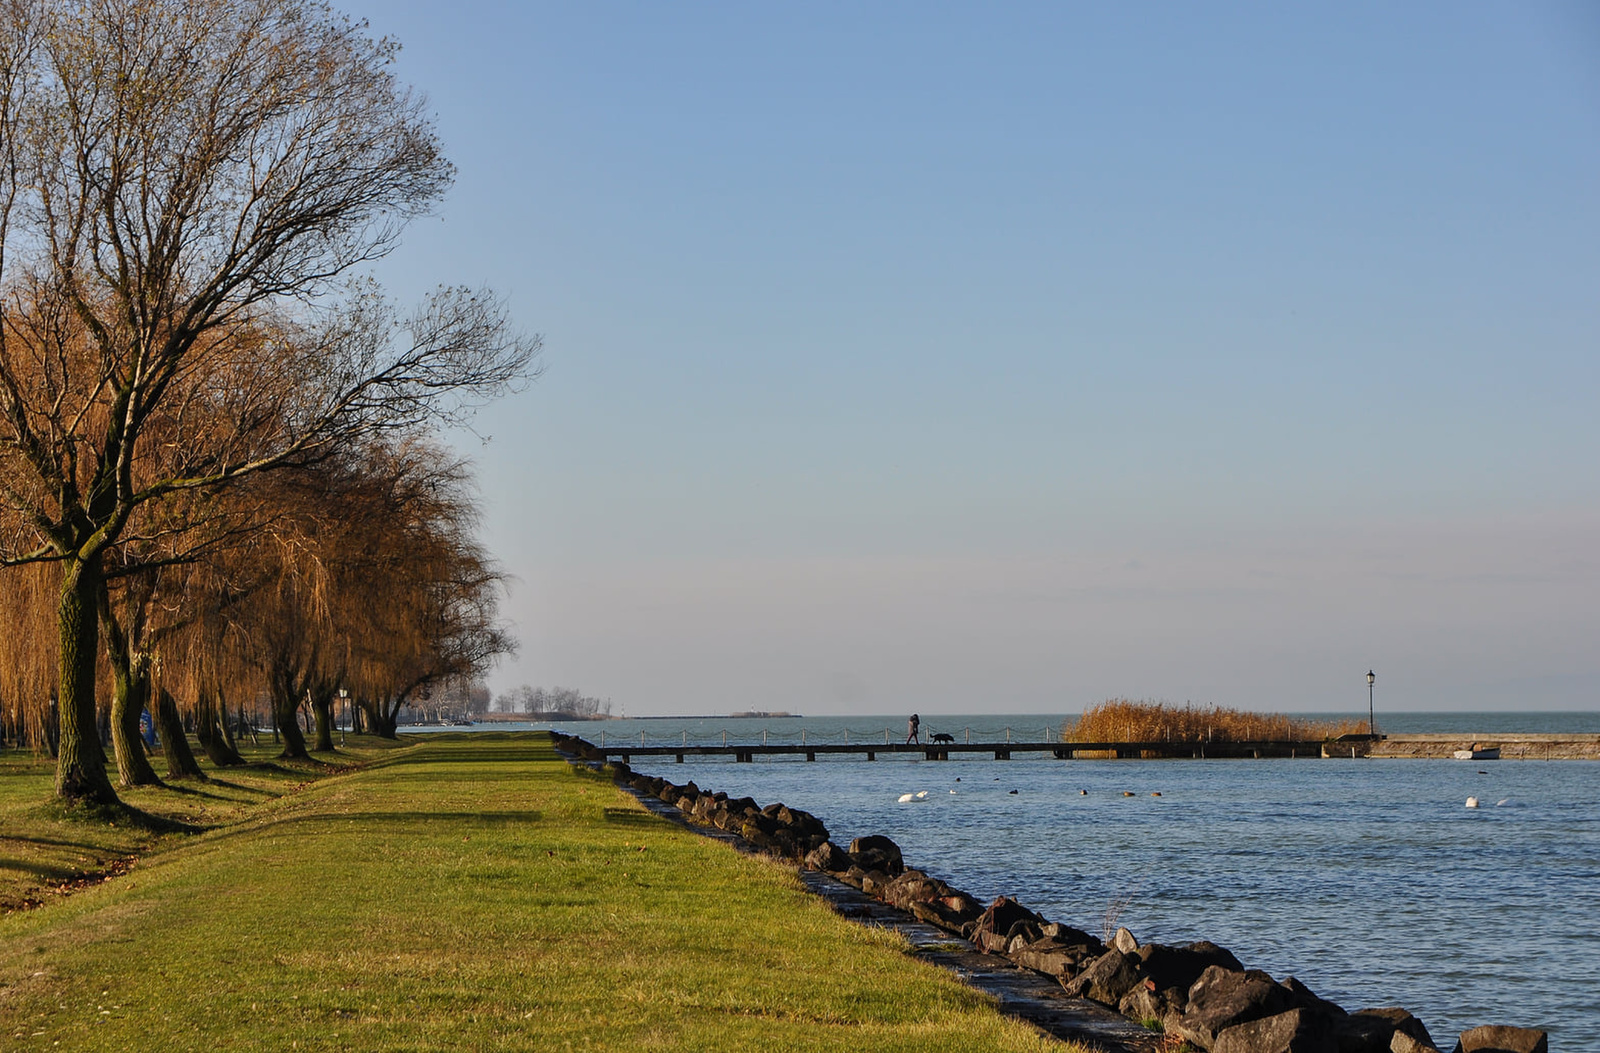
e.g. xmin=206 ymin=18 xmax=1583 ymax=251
xmin=1370 ymin=734 xmax=1600 ymax=760
xmin=551 ymin=732 xmax=1550 ymax=1053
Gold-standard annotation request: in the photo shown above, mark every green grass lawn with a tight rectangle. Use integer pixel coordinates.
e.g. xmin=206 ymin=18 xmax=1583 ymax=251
xmin=0 ymin=732 xmax=1073 ymax=1051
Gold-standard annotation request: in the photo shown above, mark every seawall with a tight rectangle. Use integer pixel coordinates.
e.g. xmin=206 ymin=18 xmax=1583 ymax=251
xmin=1370 ymin=733 xmax=1600 ymax=760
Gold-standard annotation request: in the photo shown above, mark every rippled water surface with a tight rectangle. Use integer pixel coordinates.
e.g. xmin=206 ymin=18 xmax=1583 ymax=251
xmin=449 ymin=713 xmax=1600 ymax=1045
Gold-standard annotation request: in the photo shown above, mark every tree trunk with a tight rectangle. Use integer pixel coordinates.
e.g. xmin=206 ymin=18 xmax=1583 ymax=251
xmin=55 ymin=557 xmax=119 ymax=804
xmin=101 ymin=592 xmax=163 ymax=787
xmin=310 ymin=690 xmax=335 ymax=752
xmin=44 ymin=694 xmax=59 ymax=758
xmin=219 ymin=691 xmax=240 ymax=752
xmin=236 ymin=702 xmax=259 ymax=748
xmin=273 ymin=693 xmax=310 ymax=759
xmin=155 ymin=688 xmax=206 ymax=780
xmin=361 ymin=697 xmax=399 ymax=739
xmin=109 ymin=659 xmax=162 ymax=787
xmin=194 ymin=692 xmax=244 ymax=766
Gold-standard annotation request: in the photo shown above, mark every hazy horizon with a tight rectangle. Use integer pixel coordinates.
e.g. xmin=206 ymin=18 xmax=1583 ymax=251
xmin=343 ymin=2 xmax=1599 ymax=717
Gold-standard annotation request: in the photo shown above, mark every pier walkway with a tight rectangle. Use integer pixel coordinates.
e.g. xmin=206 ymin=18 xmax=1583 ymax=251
xmin=599 ymin=739 xmax=1352 ymax=763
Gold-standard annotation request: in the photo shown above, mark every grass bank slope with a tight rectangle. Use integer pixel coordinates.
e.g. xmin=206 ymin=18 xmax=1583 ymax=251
xmin=1 ymin=733 xmax=1065 ymax=1052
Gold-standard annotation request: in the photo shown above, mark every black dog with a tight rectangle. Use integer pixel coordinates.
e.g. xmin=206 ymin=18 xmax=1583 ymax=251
xmin=930 ymin=733 xmax=955 ymax=744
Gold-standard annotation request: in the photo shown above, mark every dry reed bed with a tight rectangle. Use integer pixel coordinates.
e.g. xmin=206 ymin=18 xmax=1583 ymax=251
xmin=1066 ymin=700 xmax=1367 ymax=744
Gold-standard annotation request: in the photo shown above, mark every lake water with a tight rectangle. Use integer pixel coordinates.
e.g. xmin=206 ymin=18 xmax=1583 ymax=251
xmin=420 ymin=713 xmax=1600 ymax=1045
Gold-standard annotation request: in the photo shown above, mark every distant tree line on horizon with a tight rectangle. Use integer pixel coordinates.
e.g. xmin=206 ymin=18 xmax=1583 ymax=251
xmin=486 ymin=686 xmax=613 ymax=721
xmin=0 ymin=0 xmax=538 ymax=807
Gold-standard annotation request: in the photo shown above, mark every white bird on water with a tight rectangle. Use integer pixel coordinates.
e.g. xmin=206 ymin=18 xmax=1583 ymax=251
xmin=898 ymin=791 xmax=930 ymax=803
xmin=1466 ymin=796 xmax=1480 ymax=808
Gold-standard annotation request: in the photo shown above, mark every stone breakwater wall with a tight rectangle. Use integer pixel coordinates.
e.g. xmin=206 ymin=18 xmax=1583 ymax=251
xmin=551 ymin=732 xmax=1551 ymax=1053
xmin=1370 ymin=734 xmax=1600 ymax=761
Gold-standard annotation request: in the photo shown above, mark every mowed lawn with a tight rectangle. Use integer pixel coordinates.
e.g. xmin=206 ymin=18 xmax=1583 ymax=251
xmin=0 ymin=733 xmax=1068 ymax=1052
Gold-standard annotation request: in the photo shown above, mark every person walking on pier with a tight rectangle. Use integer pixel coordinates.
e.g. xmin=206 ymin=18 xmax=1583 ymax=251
xmin=906 ymin=713 xmax=920 ymax=744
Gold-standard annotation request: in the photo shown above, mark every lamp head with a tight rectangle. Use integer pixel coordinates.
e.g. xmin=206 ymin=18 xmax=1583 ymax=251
xmin=1367 ymin=670 xmax=1376 ymax=685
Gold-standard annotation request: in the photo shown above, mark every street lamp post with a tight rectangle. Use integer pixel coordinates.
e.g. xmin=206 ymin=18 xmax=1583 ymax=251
xmin=1366 ymin=670 xmax=1376 ymax=736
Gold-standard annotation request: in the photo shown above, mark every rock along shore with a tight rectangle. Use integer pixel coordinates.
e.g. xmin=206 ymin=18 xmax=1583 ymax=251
xmin=554 ymin=731 xmax=1552 ymax=1053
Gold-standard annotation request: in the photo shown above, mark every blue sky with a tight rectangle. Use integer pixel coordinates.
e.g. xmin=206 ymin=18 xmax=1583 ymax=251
xmin=340 ymin=1 xmax=1598 ymax=715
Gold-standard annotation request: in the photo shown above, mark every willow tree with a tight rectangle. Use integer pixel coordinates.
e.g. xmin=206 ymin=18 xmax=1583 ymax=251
xmin=218 ymin=436 xmax=511 ymax=754
xmin=0 ymin=561 xmax=61 ymax=753
xmin=0 ymin=0 xmax=537 ymax=803
xmin=335 ymin=441 xmax=512 ymax=739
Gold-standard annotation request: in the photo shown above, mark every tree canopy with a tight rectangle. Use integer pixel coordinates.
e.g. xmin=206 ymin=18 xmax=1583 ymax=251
xmin=0 ymin=0 xmax=537 ymax=803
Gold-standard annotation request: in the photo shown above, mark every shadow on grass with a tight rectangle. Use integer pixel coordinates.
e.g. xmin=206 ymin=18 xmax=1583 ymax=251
xmin=193 ymin=808 xmax=545 ymax=850
xmin=296 ymin=810 xmax=544 ymax=826
xmin=400 ymin=748 xmax=556 ymax=764
xmin=0 ymin=854 xmax=84 ymax=882
xmin=196 ymin=777 xmax=279 ymax=797
xmin=0 ymin=831 xmax=114 ymax=852
xmin=153 ymin=781 xmax=237 ymax=801
xmin=46 ymin=798 xmax=201 ymax=835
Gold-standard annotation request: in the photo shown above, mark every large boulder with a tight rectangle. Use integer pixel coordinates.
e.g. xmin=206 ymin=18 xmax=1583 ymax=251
xmin=1451 ymin=1026 xmax=1548 ymax=1053
xmin=781 ymin=807 xmax=829 ymax=843
xmin=1011 ymin=935 xmax=1101 ymax=978
xmin=1120 ymin=980 xmax=1188 ymax=1027
xmin=803 ymin=841 xmax=852 ymax=873
xmin=1173 ymin=966 xmax=1297 ymax=1049
xmin=738 ymin=819 xmax=775 ymax=849
xmin=1333 ymin=1009 xmax=1435 ymax=1053
xmin=970 ymin=896 xmax=1047 ymax=954
xmin=1041 ymin=923 xmax=1105 ymax=952
xmin=1004 ymin=921 xmax=1046 ymax=954
xmin=1067 ymin=949 xmax=1143 ymax=1006
xmin=1278 ymin=977 xmax=1347 ymax=1026
xmin=848 ymin=835 xmax=904 ymax=876
xmin=878 ymin=870 xmax=947 ymax=910
xmin=1391 ymin=1035 xmax=1442 ymax=1053
xmin=743 ymin=812 xmax=781 ymax=838
xmin=859 ymin=870 xmax=893 ymax=896
xmin=1137 ymin=941 xmax=1244 ymax=995
xmin=764 ymin=827 xmax=800 ymax=858
xmin=1214 ymin=1008 xmax=1338 ymax=1053
xmin=910 ymin=893 xmax=986 ymax=936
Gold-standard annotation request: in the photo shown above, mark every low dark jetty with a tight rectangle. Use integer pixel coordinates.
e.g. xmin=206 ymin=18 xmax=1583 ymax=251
xmin=599 ymin=738 xmax=1354 ymax=763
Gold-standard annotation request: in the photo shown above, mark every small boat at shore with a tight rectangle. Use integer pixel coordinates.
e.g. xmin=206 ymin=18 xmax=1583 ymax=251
xmin=1454 ymin=745 xmax=1501 ymax=760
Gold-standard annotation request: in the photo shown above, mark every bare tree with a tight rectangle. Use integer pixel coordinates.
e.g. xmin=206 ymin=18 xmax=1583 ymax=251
xmin=0 ymin=0 xmax=538 ymax=803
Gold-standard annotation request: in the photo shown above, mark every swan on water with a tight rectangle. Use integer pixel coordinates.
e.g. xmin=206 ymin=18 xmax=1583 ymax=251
xmin=1466 ymin=796 xmax=1480 ymax=808
xmin=897 ymin=791 xmax=930 ymax=803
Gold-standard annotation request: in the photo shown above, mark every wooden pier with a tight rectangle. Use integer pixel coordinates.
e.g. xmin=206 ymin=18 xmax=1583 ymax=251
xmin=600 ymin=739 xmax=1352 ymax=764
